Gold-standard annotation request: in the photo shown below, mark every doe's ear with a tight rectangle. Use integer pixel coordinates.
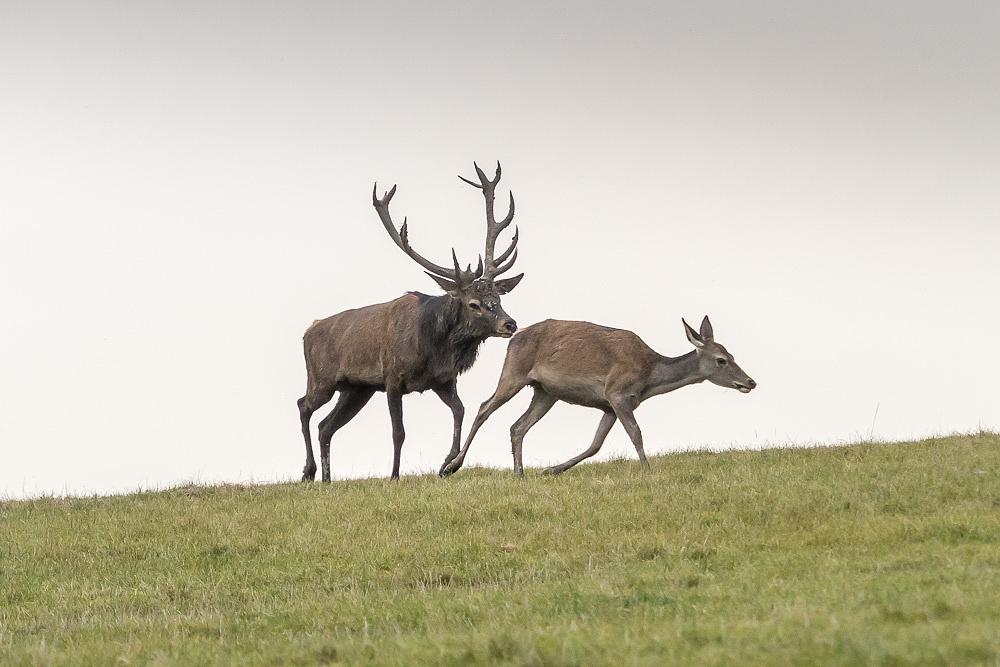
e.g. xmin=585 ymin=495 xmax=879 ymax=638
xmin=699 ymin=315 xmax=714 ymax=341
xmin=425 ymin=272 xmax=459 ymax=294
xmin=493 ymin=273 xmax=524 ymax=295
xmin=683 ymin=318 xmax=705 ymax=348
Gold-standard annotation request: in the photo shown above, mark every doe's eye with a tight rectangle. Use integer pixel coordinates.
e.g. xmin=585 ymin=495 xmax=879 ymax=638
xmin=468 ymin=301 xmax=482 ymax=311
xmin=716 ymin=358 xmax=728 ymax=366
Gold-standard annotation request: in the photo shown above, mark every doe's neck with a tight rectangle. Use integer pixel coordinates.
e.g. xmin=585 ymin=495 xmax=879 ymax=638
xmin=644 ymin=350 xmax=705 ymax=399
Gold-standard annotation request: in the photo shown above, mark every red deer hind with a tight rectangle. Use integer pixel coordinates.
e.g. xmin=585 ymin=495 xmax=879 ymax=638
xmin=441 ymin=316 xmax=756 ymax=476
xmin=299 ymin=163 xmax=523 ymax=481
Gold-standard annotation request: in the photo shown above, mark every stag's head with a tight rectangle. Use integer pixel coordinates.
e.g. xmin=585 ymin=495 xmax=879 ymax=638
xmin=372 ymin=162 xmax=523 ymax=339
xmin=683 ymin=316 xmax=757 ymax=393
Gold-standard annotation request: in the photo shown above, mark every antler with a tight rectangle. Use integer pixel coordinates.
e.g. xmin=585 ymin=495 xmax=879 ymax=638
xmin=372 ymin=183 xmax=481 ymax=286
xmin=459 ymin=161 xmax=519 ymax=279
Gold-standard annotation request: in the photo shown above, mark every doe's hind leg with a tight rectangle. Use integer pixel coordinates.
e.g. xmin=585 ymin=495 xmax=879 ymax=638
xmin=439 ymin=378 xmax=528 ymax=476
xmin=509 ymin=387 xmax=557 ymax=476
xmin=543 ymin=410 xmax=616 ymax=475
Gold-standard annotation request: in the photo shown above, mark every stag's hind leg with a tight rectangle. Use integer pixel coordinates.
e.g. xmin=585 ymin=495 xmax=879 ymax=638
xmin=543 ymin=410 xmax=616 ymax=476
xmin=316 ymin=386 xmax=377 ymax=482
xmin=509 ymin=387 xmax=557 ymax=476
xmin=298 ymin=388 xmax=334 ymax=481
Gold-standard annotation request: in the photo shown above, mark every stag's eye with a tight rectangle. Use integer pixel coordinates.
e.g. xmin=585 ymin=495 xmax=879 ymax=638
xmin=716 ymin=358 xmax=728 ymax=367
xmin=468 ymin=301 xmax=482 ymax=312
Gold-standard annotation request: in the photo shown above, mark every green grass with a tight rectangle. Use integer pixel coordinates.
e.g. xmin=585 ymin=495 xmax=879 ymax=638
xmin=2 ymin=434 xmax=999 ymax=666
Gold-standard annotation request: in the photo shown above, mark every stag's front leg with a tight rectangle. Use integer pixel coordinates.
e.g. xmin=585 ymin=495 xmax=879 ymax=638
xmin=433 ymin=383 xmax=464 ymax=474
xmin=440 ymin=381 xmax=525 ymax=477
xmin=387 ymin=388 xmax=406 ymax=480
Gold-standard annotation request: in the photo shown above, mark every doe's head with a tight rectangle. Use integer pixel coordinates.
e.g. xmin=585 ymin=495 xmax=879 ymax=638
xmin=683 ymin=316 xmax=757 ymax=393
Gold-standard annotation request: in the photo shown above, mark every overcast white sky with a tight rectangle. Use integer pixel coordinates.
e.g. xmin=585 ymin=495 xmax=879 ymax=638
xmin=2 ymin=2 xmax=998 ymax=498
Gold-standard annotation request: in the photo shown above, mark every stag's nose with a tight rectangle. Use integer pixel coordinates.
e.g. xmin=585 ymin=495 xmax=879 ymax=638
xmin=747 ymin=378 xmax=757 ymax=389
xmin=503 ymin=319 xmax=518 ymax=334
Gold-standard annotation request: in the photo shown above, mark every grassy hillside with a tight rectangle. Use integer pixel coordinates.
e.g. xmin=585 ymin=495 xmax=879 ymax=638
xmin=2 ymin=434 xmax=999 ymax=666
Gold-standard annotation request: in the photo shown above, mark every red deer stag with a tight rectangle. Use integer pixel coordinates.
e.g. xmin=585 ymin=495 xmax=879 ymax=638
xmin=440 ymin=316 xmax=756 ymax=476
xmin=299 ymin=163 xmax=523 ymax=481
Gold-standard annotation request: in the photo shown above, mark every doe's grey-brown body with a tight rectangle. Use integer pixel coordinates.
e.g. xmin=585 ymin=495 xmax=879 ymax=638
xmin=299 ymin=162 xmax=524 ymax=482
xmin=440 ymin=316 xmax=756 ymax=476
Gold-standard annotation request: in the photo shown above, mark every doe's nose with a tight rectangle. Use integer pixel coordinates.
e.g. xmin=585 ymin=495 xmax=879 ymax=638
xmin=503 ymin=319 xmax=518 ymax=334
xmin=747 ymin=378 xmax=757 ymax=389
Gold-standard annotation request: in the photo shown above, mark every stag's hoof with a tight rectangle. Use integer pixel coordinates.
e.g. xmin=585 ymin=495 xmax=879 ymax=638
xmin=439 ymin=464 xmax=456 ymax=478
xmin=301 ymin=465 xmax=317 ymax=482
xmin=542 ymin=466 xmax=562 ymax=476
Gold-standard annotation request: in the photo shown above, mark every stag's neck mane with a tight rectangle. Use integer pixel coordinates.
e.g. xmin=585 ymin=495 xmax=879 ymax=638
xmin=413 ymin=292 xmax=485 ymax=376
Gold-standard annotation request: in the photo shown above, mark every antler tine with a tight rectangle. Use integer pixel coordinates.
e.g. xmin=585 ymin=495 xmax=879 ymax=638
xmin=458 ymin=161 xmax=491 ymax=190
xmin=458 ymin=174 xmax=482 ymax=189
xmin=494 ymin=226 xmax=518 ymax=265
xmin=474 ymin=161 xmax=490 ymax=187
xmin=492 ymin=248 xmax=518 ymax=276
xmin=372 ymin=181 xmax=457 ymax=280
xmin=497 ymin=191 xmax=515 ymax=228
xmin=450 ymin=249 xmax=466 ymax=288
xmin=372 ymin=182 xmax=397 ymax=205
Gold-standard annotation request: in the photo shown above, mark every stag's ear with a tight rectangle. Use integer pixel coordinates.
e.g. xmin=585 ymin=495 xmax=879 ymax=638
xmin=683 ymin=318 xmax=705 ymax=348
xmin=699 ymin=315 xmax=714 ymax=341
xmin=425 ymin=272 xmax=460 ymax=294
xmin=493 ymin=273 xmax=524 ymax=295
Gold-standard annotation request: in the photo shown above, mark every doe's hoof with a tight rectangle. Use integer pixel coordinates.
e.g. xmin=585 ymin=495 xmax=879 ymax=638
xmin=542 ymin=466 xmax=561 ymax=476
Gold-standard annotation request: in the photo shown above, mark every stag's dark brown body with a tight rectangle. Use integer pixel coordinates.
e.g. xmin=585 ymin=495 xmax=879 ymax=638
xmin=304 ymin=293 xmax=482 ymax=395
xmin=299 ymin=162 xmax=523 ymax=482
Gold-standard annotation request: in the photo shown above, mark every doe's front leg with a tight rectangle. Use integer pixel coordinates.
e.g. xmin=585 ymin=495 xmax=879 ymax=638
xmin=609 ymin=395 xmax=650 ymax=469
